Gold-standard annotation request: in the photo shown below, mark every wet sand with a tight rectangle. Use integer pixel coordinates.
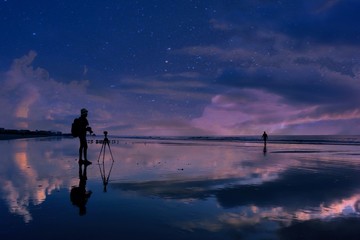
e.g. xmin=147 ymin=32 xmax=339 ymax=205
xmin=1 ymin=136 xmax=360 ymax=240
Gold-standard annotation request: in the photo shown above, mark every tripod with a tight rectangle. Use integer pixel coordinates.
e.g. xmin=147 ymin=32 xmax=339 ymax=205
xmin=97 ymin=131 xmax=115 ymax=192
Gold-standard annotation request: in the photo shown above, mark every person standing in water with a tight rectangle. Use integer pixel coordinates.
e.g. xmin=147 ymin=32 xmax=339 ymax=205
xmin=78 ymin=108 xmax=93 ymax=165
xmin=262 ymin=131 xmax=268 ymax=147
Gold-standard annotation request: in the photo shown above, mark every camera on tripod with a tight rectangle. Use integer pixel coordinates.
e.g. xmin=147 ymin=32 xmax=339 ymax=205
xmin=103 ymin=131 xmax=109 ymax=142
xmin=97 ymin=131 xmax=114 ymax=163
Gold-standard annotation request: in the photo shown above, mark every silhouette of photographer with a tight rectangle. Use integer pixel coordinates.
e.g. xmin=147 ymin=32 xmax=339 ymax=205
xmin=70 ymin=163 xmax=92 ymax=216
xmin=78 ymin=108 xmax=94 ymax=165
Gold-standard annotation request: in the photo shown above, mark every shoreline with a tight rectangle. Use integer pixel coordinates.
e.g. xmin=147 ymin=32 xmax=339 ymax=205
xmin=0 ymin=134 xmax=69 ymax=141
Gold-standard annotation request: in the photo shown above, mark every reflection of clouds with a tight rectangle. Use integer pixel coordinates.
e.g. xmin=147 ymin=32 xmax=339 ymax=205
xmin=13 ymin=143 xmax=48 ymax=206
xmin=174 ymin=206 xmax=289 ymax=235
xmin=175 ymin=193 xmax=360 ymax=235
xmin=2 ymin=180 xmax=32 ymax=223
xmin=296 ymin=194 xmax=360 ymax=221
xmin=0 ymin=139 xmax=77 ymax=223
xmin=3 ymin=136 xmax=360 ymax=231
xmin=107 ymin=139 xmax=360 ymax=236
xmin=106 ymin=140 xmax=297 ymax=184
xmin=176 ymin=206 xmax=293 ymax=234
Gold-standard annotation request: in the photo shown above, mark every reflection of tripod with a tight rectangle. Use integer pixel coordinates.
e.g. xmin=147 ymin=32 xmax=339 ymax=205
xmin=97 ymin=131 xmax=115 ymax=192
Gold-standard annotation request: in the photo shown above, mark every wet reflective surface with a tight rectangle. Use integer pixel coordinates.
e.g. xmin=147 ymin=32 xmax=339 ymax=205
xmin=1 ymin=136 xmax=360 ymax=239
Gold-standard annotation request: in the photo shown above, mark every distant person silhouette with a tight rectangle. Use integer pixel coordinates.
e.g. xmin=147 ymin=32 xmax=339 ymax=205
xmin=70 ymin=163 xmax=92 ymax=216
xmin=262 ymin=131 xmax=268 ymax=146
xmin=78 ymin=108 xmax=94 ymax=165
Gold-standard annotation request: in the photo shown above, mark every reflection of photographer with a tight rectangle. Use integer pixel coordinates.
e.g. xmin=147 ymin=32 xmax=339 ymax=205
xmin=70 ymin=164 xmax=92 ymax=216
xmin=78 ymin=108 xmax=94 ymax=165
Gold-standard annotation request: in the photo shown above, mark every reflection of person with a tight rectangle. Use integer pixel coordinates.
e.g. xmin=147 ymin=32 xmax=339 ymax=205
xmin=78 ymin=108 xmax=93 ymax=165
xmin=262 ymin=131 xmax=268 ymax=146
xmin=70 ymin=164 xmax=92 ymax=216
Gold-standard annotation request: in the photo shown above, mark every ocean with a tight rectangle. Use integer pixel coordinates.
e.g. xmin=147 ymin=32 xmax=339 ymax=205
xmin=1 ymin=135 xmax=360 ymax=239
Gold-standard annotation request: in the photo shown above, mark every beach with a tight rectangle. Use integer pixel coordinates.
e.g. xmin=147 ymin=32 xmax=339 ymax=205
xmin=1 ymin=135 xmax=360 ymax=239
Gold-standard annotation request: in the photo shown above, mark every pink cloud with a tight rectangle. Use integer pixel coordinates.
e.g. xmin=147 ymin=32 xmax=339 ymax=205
xmin=191 ymin=88 xmax=360 ymax=135
xmin=0 ymin=51 xmax=105 ymax=131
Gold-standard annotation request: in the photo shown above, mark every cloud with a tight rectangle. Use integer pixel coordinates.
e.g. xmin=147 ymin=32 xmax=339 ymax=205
xmin=314 ymin=0 xmax=342 ymax=13
xmin=191 ymin=89 xmax=306 ymax=135
xmin=209 ymin=19 xmax=235 ymax=31
xmin=175 ymin=15 xmax=360 ymax=134
xmin=0 ymin=51 xmax=150 ymax=135
xmin=213 ymin=1 xmax=360 ymax=46
xmin=0 ymin=51 xmax=96 ymax=130
xmin=283 ymin=0 xmax=360 ymax=45
xmin=191 ymin=87 xmax=360 ymax=135
xmin=2 ymin=0 xmax=360 ymax=136
xmin=0 ymin=52 xmax=214 ymax=135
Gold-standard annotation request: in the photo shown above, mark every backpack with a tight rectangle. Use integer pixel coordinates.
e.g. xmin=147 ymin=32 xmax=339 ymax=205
xmin=71 ymin=118 xmax=80 ymax=137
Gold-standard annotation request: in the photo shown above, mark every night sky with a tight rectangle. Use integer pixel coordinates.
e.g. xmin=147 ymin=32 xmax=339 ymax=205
xmin=1 ymin=0 xmax=360 ymax=136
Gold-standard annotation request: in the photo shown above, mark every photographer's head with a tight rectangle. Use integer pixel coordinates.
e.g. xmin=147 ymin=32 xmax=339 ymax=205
xmin=81 ymin=108 xmax=88 ymax=117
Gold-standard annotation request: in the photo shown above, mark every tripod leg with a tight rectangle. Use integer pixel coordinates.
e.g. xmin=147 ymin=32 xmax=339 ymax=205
xmin=98 ymin=142 xmax=107 ymax=186
xmin=105 ymin=142 xmax=115 ymax=184
xmin=97 ymin=147 xmax=106 ymax=189
xmin=97 ymin=142 xmax=105 ymax=163
xmin=106 ymin=142 xmax=115 ymax=162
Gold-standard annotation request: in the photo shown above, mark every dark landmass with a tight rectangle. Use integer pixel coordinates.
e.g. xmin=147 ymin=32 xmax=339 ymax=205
xmin=0 ymin=128 xmax=66 ymax=140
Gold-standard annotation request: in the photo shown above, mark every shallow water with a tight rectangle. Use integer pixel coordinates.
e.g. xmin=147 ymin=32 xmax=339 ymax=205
xmin=1 ymin=136 xmax=360 ymax=240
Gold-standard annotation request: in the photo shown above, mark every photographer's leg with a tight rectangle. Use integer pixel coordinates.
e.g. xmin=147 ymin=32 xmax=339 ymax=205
xmin=79 ymin=135 xmax=87 ymax=162
xmin=84 ymin=138 xmax=88 ymax=160
xmin=80 ymin=136 xmax=91 ymax=164
xmin=79 ymin=137 xmax=83 ymax=160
